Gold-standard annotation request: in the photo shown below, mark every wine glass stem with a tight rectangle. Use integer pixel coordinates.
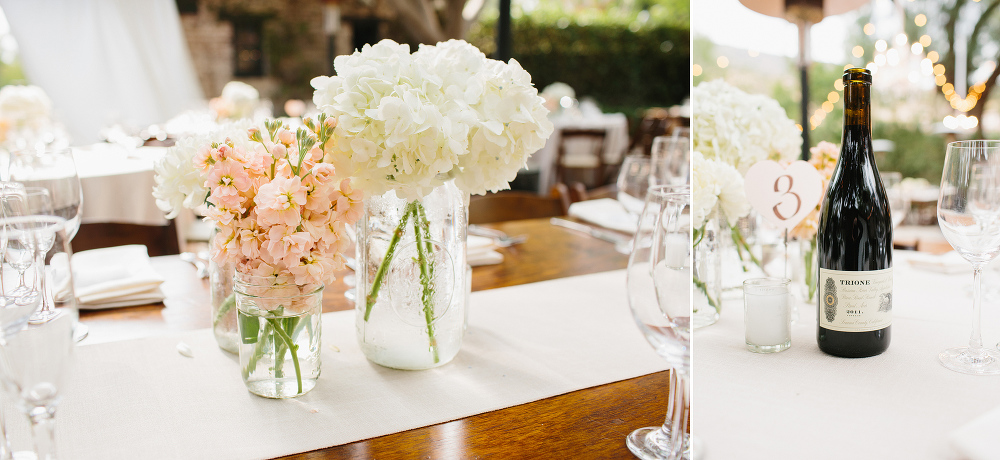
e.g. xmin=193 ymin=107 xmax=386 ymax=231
xmin=666 ymin=371 xmax=689 ymax=458
xmin=29 ymin=410 xmax=57 ymax=460
xmin=970 ymin=264 xmax=986 ymax=353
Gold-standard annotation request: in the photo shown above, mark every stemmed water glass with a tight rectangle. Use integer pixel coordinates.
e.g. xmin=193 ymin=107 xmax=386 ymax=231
xmin=8 ymin=148 xmax=83 ymax=241
xmin=936 ymin=140 xmax=1000 ymax=375
xmin=625 ymin=185 xmax=691 ymax=459
xmin=651 ymin=135 xmax=690 ymax=186
xmin=0 ymin=215 xmax=77 ymax=460
xmin=9 ymin=149 xmax=86 ymax=340
xmin=880 ymin=172 xmax=909 ymax=228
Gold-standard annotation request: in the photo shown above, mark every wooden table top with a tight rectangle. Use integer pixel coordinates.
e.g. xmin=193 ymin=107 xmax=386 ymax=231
xmin=79 ymin=217 xmax=669 ymax=459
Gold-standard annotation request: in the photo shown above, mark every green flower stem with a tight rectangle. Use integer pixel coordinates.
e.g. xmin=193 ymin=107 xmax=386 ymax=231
xmin=692 ymin=274 xmax=719 ymax=313
xmin=243 ymin=321 xmax=272 ymax=377
xmin=364 ymin=203 xmax=416 ymax=320
xmin=411 ymin=203 xmax=440 ymax=364
xmin=804 ymin=240 xmax=817 ymax=302
xmin=730 ymin=226 xmax=762 ymax=271
xmin=268 ymin=317 xmax=303 ymax=394
xmin=213 ymin=293 xmax=236 ymax=327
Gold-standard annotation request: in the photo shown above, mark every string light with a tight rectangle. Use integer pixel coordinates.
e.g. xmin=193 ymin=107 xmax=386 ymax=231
xmin=717 ymin=56 xmax=729 ymax=68
xmin=693 ymin=64 xmax=702 ymax=77
xmin=840 ymin=11 xmax=988 ymax=122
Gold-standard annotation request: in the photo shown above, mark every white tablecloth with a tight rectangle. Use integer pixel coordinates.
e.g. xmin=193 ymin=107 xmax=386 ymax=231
xmin=693 ymin=250 xmax=1000 ymax=460
xmin=72 ymin=143 xmax=194 ymax=247
xmin=528 ymin=112 xmax=629 ymax=194
xmin=74 ymin=143 xmax=167 ymax=226
xmin=16 ymin=270 xmax=666 ymax=459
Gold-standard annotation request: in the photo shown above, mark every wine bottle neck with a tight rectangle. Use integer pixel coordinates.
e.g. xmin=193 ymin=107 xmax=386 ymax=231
xmin=843 ymin=82 xmax=871 ymax=128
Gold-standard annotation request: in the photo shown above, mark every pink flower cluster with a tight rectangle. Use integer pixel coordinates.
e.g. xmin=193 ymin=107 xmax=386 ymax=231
xmin=200 ymin=118 xmax=363 ymax=288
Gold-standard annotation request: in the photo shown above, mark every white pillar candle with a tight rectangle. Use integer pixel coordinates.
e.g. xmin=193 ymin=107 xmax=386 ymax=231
xmin=743 ymin=278 xmax=792 ymax=353
xmin=745 ymin=293 xmax=790 ymax=346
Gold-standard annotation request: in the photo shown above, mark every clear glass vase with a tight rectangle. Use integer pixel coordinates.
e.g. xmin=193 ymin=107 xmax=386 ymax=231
xmin=789 ymin=236 xmax=819 ymax=323
xmin=210 ymin=258 xmax=238 ymax=354
xmin=693 ymin=206 xmax=722 ymax=329
xmin=234 ymin=272 xmax=323 ymax=398
xmin=356 ymin=179 xmax=469 ymax=370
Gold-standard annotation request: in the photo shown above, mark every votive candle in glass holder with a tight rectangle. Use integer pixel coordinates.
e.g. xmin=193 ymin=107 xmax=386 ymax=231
xmin=743 ymin=278 xmax=792 ymax=353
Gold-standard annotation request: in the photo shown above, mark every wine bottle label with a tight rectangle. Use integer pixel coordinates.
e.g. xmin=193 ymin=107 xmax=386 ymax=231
xmin=818 ymin=267 xmax=892 ymax=332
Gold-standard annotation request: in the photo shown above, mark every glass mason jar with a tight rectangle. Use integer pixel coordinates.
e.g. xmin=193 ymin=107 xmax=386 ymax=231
xmin=210 ymin=258 xmax=238 ymax=354
xmin=356 ymin=179 xmax=469 ymax=370
xmin=693 ymin=205 xmax=723 ymax=329
xmin=234 ymin=272 xmax=323 ymax=399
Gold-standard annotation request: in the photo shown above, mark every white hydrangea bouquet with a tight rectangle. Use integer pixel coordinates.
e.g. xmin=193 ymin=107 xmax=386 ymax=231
xmin=0 ymin=85 xmax=65 ymax=151
xmin=312 ymin=39 xmax=552 ymax=364
xmin=691 ymin=79 xmax=800 ymax=315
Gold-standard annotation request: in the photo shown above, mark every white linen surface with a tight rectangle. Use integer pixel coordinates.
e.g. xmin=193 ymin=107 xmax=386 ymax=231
xmin=952 ymin=404 xmax=1000 ymax=460
xmin=568 ymin=198 xmax=637 ymax=234
xmin=72 ymin=245 xmax=165 ymax=308
xmin=40 ymin=270 xmax=665 ymax=459
xmin=693 ymin=250 xmax=1000 ymax=460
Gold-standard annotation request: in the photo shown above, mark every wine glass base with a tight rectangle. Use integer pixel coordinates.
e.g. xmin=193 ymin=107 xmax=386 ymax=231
xmin=939 ymin=347 xmax=1000 ymax=375
xmin=27 ymin=309 xmax=60 ymax=325
xmin=626 ymin=426 xmax=689 ymax=460
xmin=12 ymin=450 xmax=37 ymax=460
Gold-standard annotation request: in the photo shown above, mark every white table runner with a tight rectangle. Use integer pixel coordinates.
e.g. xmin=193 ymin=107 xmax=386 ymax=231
xmin=37 ymin=270 xmax=665 ymax=459
xmin=693 ymin=250 xmax=1000 ymax=460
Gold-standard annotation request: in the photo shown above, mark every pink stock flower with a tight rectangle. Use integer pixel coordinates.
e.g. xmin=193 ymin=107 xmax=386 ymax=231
xmin=207 ymin=158 xmax=252 ymax=201
xmin=198 ymin=117 xmax=362 ymax=290
xmin=210 ymin=224 xmax=239 ymax=265
xmin=193 ymin=145 xmax=213 ymax=171
xmin=255 ymin=175 xmax=307 ymax=227
xmin=278 ymin=129 xmax=295 ymax=145
xmin=265 ymin=224 xmax=313 ymax=267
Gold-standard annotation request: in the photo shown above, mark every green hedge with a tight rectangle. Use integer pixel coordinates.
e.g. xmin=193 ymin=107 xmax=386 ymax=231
xmin=468 ymin=17 xmax=690 ymax=118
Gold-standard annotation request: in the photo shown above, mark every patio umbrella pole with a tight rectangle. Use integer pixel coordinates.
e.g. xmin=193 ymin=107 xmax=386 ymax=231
xmin=797 ymin=20 xmax=811 ymax=161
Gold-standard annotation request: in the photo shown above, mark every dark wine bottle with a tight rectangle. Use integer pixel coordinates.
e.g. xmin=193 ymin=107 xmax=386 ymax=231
xmin=816 ymin=68 xmax=892 ymax=358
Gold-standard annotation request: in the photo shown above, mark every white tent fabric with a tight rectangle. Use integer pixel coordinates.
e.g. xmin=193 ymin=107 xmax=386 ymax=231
xmin=1 ymin=0 xmax=204 ymax=144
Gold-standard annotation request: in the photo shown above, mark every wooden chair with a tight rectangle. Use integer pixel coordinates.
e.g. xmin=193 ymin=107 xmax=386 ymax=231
xmin=73 ymin=221 xmax=181 ymax=257
xmin=569 ymin=182 xmax=618 ymax=203
xmin=555 ymin=129 xmax=608 ymax=189
xmin=469 ymin=184 xmax=570 ymax=225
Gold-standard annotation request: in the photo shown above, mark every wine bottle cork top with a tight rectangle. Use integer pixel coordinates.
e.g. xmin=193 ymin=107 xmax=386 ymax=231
xmin=843 ymin=68 xmax=872 ymax=84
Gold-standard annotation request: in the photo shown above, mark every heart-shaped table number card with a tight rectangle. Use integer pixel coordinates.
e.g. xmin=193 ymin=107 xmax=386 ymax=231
xmin=743 ymin=160 xmax=824 ymax=230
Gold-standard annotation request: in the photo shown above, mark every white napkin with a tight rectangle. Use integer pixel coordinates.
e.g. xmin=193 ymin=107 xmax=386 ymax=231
xmin=468 ymin=235 xmax=503 ymax=267
xmin=906 ymin=251 xmax=969 ymax=274
xmin=72 ymin=245 xmax=166 ymax=309
xmin=568 ymin=198 xmax=637 ymax=234
xmin=951 ymin=405 xmax=1000 ymax=460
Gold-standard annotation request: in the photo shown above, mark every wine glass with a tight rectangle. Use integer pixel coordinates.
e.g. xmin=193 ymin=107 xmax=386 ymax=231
xmin=651 ymin=136 xmax=690 ymax=186
xmin=618 ymin=155 xmax=655 ymax=218
xmin=8 ymin=148 xmax=83 ymax=241
xmin=880 ymin=172 xmax=909 ymax=228
xmin=936 ymin=140 xmax=1000 ymax=375
xmin=626 ymin=185 xmax=691 ymax=459
xmin=0 ymin=215 xmax=77 ymax=460
xmin=9 ymin=150 xmax=87 ymax=340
